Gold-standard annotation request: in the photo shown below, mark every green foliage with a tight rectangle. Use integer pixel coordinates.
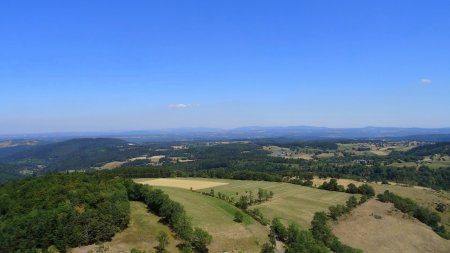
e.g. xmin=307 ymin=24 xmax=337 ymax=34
xmin=310 ymin=212 xmax=362 ymax=253
xmin=359 ymin=195 xmax=369 ymax=204
xmin=157 ymin=231 xmax=169 ymax=253
xmin=124 ymin=181 xmax=213 ymax=251
xmin=191 ymin=227 xmax=212 ymax=253
xmin=234 ymin=211 xmax=244 ymax=223
xmin=130 ymin=248 xmax=152 ymax=253
xmin=0 ymin=173 xmax=130 ymax=252
xmin=271 ymin=218 xmax=287 ymax=241
xmin=346 ymin=196 xmax=358 ymax=209
xmin=124 ymin=181 xmax=194 ymax=241
xmin=246 ymin=208 xmax=269 ymax=225
xmin=345 ymin=183 xmax=358 ymax=194
xmin=236 ymin=195 xmax=249 ymax=209
xmin=260 ymin=243 xmax=275 ymax=253
xmin=328 ymin=205 xmax=350 ymax=220
xmin=436 ymin=203 xmax=447 ymax=213
xmin=319 ymin=179 xmax=344 ymax=192
xmin=283 ymin=222 xmax=330 ymax=253
xmin=357 ymin=184 xmax=375 ymax=197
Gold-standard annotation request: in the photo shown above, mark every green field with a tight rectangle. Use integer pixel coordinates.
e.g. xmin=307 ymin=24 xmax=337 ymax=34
xmin=152 ymin=186 xmax=269 ymax=253
xmin=427 ymin=161 xmax=450 ymax=169
xmin=138 ymin=178 xmax=352 ymax=228
xmin=390 ymin=162 xmax=418 ymax=168
xmin=202 ymin=178 xmax=352 ymax=228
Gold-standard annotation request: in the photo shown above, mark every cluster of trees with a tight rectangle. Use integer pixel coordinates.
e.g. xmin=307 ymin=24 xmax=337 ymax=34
xmin=267 ymin=218 xmax=329 ymax=253
xmin=267 ymin=216 xmax=358 ymax=253
xmin=404 ymin=142 xmax=450 ymax=157
xmin=264 ymin=195 xmax=368 ymax=253
xmin=377 ymin=190 xmax=450 ymax=239
xmin=0 ymin=173 xmax=130 ymax=252
xmin=123 ymin=180 xmax=212 ymax=252
xmin=255 ymin=139 xmax=339 ymax=150
xmin=246 ymin=208 xmax=269 ymax=225
xmin=318 ymin=179 xmax=375 ymax=197
xmin=287 ymin=177 xmax=314 ymax=187
xmin=201 ymin=187 xmax=275 ymax=226
xmin=235 ymin=190 xmax=274 ymax=209
xmin=310 ymin=212 xmax=362 ymax=253
xmin=328 ymin=196 xmax=367 ymax=220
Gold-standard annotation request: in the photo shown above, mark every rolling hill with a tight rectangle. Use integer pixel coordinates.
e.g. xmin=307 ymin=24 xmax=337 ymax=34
xmin=1 ymin=138 xmax=145 ymax=172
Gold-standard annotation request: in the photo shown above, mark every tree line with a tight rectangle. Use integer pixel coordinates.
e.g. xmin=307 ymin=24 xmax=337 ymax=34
xmin=123 ymin=180 xmax=212 ymax=252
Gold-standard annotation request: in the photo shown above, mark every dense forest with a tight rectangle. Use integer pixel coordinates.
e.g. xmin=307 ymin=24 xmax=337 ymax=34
xmin=0 ymin=173 xmax=130 ymax=252
xmin=0 ymin=172 xmax=212 ymax=253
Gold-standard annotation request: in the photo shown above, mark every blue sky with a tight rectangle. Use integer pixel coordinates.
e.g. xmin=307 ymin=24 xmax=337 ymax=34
xmin=1 ymin=1 xmax=450 ymax=134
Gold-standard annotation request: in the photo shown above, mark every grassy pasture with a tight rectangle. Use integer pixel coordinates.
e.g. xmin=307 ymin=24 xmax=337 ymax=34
xmin=135 ymin=177 xmax=450 ymax=252
xmin=333 ymin=200 xmax=450 ymax=253
xmin=370 ymin=183 xmax=450 ymax=231
xmin=200 ymin=178 xmax=351 ymax=228
xmin=135 ymin=178 xmax=352 ymax=251
xmin=151 ymin=185 xmax=269 ymax=253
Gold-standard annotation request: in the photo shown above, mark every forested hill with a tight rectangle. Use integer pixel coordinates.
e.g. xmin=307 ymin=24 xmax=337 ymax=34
xmin=405 ymin=142 xmax=450 ymax=157
xmin=1 ymin=138 xmax=143 ymax=171
xmin=0 ymin=173 xmax=130 ymax=252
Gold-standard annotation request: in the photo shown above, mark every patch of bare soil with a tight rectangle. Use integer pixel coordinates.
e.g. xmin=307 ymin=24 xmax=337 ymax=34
xmin=332 ymin=199 xmax=450 ymax=253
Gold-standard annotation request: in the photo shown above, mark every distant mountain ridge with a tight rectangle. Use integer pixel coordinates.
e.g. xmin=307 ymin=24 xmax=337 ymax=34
xmin=2 ymin=126 xmax=450 ymax=142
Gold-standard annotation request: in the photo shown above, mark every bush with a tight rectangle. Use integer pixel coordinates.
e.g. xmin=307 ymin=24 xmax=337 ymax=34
xmin=234 ymin=211 xmax=244 ymax=223
xmin=191 ymin=227 xmax=212 ymax=253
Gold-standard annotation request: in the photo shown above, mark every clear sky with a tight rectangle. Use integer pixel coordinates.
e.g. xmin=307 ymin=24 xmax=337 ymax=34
xmin=1 ymin=1 xmax=450 ymax=134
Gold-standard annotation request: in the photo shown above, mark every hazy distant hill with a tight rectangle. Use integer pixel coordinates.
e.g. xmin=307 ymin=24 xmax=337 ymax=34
xmin=1 ymin=138 xmax=145 ymax=172
xmin=113 ymin=126 xmax=450 ymax=142
xmin=3 ymin=126 xmax=450 ymax=142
